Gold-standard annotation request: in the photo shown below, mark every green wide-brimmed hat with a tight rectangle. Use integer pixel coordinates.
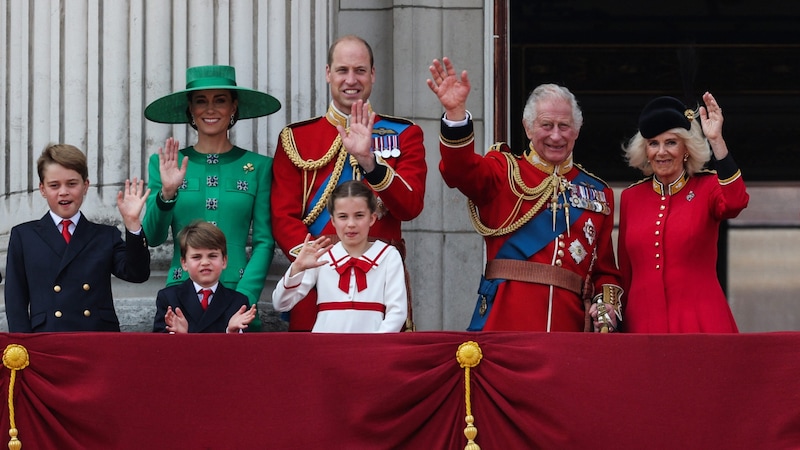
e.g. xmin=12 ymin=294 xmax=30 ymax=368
xmin=144 ymin=65 xmax=281 ymax=124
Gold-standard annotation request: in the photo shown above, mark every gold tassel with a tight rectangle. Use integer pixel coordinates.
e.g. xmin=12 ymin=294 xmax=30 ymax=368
xmin=456 ymin=341 xmax=483 ymax=450
xmin=3 ymin=344 xmax=30 ymax=450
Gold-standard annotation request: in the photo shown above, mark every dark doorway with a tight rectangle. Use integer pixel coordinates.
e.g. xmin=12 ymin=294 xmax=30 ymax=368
xmin=508 ymin=1 xmax=800 ymax=183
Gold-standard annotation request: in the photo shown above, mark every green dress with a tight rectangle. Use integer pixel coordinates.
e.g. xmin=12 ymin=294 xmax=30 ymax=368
xmin=144 ymin=146 xmax=274 ymax=330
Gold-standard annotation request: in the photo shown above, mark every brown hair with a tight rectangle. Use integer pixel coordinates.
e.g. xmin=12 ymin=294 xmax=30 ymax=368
xmin=37 ymin=143 xmax=89 ymax=183
xmin=178 ymin=220 xmax=228 ymax=258
xmin=326 ymin=180 xmax=377 ymax=215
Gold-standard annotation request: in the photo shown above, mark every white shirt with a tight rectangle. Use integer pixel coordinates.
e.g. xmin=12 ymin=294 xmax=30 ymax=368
xmin=272 ymin=240 xmax=407 ymax=333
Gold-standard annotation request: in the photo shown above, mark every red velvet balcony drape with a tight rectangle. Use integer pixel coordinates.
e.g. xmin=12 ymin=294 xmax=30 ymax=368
xmin=1 ymin=331 xmax=799 ymax=449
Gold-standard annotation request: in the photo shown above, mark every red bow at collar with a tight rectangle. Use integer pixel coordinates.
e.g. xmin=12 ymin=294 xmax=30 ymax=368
xmin=335 ymin=257 xmax=375 ymax=293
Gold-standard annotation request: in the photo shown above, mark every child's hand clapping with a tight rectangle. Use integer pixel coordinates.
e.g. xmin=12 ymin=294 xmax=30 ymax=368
xmin=290 ymin=233 xmax=333 ymax=276
xmin=165 ymin=306 xmax=189 ymax=334
xmin=227 ymin=304 xmax=257 ymax=333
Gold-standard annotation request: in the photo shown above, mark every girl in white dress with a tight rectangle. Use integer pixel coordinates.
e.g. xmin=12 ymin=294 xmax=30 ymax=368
xmin=272 ymin=181 xmax=408 ymax=333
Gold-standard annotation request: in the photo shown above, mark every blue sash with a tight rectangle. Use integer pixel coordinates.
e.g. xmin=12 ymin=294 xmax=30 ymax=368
xmin=305 ymin=118 xmax=410 ymax=235
xmin=306 ymin=162 xmax=354 ymax=236
xmin=467 ymin=170 xmax=599 ymax=331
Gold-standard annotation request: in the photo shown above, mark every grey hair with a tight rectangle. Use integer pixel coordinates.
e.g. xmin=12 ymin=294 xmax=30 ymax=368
xmin=522 ymin=84 xmax=583 ymax=132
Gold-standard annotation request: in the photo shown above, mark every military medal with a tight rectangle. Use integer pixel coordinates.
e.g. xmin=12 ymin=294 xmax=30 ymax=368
xmin=568 ymin=182 xmax=610 ymax=215
xmin=390 ymin=135 xmax=400 ymax=158
xmin=381 ymin=136 xmax=392 ymax=158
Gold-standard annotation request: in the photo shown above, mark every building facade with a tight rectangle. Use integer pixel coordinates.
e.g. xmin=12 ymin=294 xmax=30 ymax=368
xmin=0 ymin=0 xmax=488 ymax=331
xmin=2 ymin=0 xmax=798 ymax=332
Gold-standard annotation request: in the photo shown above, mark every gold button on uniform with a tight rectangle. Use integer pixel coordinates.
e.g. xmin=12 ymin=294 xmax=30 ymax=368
xmin=83 ymin=310 xmax=91 ymax=317
xmin=83 ymin=284 xmax=90 ymax=291
xmin=53 ymin=285 xmax=61 ymax=293
xmin=54 ymin=311 xmax=63 ymax=318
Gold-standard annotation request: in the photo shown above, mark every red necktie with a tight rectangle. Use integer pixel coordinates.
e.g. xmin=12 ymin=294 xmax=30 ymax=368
xmin=199 ymin=289 xmax=212 ymax=311
xmin=61 ymin=219 xmax=72 ymax=243
xmin=335 ymin=258 xmax=374 ymax=293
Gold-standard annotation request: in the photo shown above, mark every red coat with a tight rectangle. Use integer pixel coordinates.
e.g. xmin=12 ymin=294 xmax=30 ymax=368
xmin=618 ymin=166 xmax=749 ymax=333
xmin=271 ymin=111 xmax=426 ymax=330
xmin=439 ymin=121 xmax=621 ymax=332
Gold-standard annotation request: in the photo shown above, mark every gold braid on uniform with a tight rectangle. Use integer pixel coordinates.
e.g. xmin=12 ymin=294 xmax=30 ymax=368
xmin=469 ymin=152 xmax=562 ymax=237
xmin=280 ymin=127 xmax=350 ymax=226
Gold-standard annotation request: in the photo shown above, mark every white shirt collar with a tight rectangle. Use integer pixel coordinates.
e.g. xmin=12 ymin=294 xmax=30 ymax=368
xmin=49 ymin=210 xmax=82 ymax=228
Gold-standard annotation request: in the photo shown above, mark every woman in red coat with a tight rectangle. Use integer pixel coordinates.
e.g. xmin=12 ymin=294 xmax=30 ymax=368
xmin=618 ymin=92 xmax=749 ymax=333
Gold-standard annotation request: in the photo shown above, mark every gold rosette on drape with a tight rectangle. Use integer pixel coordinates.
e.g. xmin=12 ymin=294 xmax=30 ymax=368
xmin=3 ymin=344 xmax=30 ymax=450
xmin=456 ymin=341 xmax=483 ymax=450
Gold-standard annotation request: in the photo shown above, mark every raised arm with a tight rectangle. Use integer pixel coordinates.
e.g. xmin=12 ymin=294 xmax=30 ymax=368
xmin=338 ymin=99 xmax=377 ymax=172
xmin=116 ymin=177 xmax=150 ymax=232
xmin=699 ymin=91 xmax=729 ymax=160
xmin=427 ymin=57 xmax=472 ymax=121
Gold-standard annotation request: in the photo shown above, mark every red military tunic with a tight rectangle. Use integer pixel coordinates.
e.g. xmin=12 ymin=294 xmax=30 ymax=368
xmin=439 ymin=119 xmax=621 ymax=331
xmin=271 ymin=103 xmax=426 ymax=330
xmin=618 ymin=156 xmax=749 ymax=333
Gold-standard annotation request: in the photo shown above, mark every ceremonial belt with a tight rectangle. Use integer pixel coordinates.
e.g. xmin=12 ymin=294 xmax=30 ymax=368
xmin=468 ymin=169 xmax=601 ymax=331
xmin=317 ymin=302 xmax=386 ymax=313
xmin=485 ymin=259 xmax=583 ymax=296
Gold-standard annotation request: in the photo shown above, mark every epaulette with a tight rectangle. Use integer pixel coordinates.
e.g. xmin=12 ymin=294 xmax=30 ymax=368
xmin=626 ymin=176 xmax=652 ymax=189
xmin=377 ymin=113 xmax=415 ymax=126
xmin=488 ymin=142 xmax=511 ymax=153
xmin=284 ymin=115 xmax=325 ymax=129
xmin=574 ymin=163 xmax=611 ymax=188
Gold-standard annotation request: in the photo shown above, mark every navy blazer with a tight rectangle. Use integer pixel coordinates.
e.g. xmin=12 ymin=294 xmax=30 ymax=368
xmin=4 ymin=213 xmax=150 ymax=332
xmin=153 ymin=279 xmax=249 ymax=333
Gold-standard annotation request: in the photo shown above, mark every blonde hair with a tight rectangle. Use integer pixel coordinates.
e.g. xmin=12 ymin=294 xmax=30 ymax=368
xmin=622 ymin=111 xmax=710 ymax=176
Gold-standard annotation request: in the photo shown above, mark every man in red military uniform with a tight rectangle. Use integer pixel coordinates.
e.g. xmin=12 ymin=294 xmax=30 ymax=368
xmin=427 ymin=57 xmax=622 ymax=332
xmin=272 ymin=35 xmax=426 ymax=331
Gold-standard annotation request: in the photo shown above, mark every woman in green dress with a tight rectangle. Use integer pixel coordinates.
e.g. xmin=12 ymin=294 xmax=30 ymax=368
xmin=144 ymin=65 xmax=281 ymax=330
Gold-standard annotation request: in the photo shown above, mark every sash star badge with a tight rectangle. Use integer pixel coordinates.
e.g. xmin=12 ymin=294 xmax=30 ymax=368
xmin=569 ymin=240 xmax=587 ymax=264
xmin=583 ymin=218 xmax=596 ymax=246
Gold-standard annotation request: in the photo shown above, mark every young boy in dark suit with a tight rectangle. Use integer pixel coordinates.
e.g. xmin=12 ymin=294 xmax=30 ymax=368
xmin=153 ymin=221 xmax=256 ymax=333
xmin=4 ymin=143 xmax=151 ymax=332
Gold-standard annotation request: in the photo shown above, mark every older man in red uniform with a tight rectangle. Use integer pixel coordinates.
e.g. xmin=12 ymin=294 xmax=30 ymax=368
xmin=427 ymin=57 xmax=622 ymax=332
xmin=272 ymin=35 xmax=426 ymax=331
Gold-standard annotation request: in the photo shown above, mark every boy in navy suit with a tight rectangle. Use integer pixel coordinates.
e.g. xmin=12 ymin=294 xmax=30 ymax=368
xmin=153 ymin=221 xmax=256 ymax=333
xmin=4 ymin=143 xmax=151 ymax=332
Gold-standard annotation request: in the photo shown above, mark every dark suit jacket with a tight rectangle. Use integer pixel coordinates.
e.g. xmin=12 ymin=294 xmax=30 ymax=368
xmin=153 ymin=279 xmax=249 ymax=333
xmin=4 ymin=213 xmax=151 ymax=332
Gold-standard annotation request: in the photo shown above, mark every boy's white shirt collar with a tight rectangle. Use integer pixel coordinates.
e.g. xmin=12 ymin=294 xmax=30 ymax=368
xmin=49 ymin=210 xmax=82 ymax=227
xmin=192 ymin=281 xmax=219 ymax=294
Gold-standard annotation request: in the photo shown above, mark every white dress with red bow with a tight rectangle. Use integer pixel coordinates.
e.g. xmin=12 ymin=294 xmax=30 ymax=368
xmin=272 ymin=240 xmax=407 ymax=333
